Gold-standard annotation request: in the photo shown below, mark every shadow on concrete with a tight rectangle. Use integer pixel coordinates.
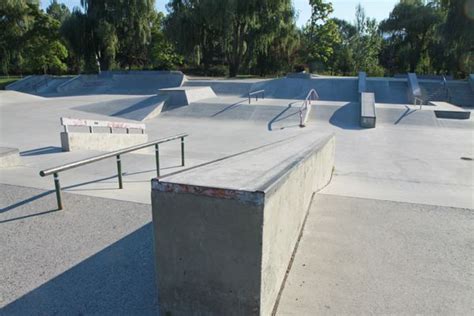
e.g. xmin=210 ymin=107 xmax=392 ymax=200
xmin=329 ymin=102 xmax=361 ymax=130
xmin=20 ymin=146 xmax=62 ymax=156
xmin=267 ymin=102 xmax=300 ymax=131
xmin=210 ymin=99 xmax=247 ymax=117
xmin=394 ymin=106 xmax=417 ymax=125
xmin=2 ymin=223 xmax=159 ymax=315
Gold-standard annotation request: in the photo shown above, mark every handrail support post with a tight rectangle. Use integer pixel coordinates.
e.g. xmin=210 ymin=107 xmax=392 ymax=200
xmin=53 ymin=173 xmax=63 ymax=210
xmin=116 ymin=155 xmax=123 ymax=189
xmin=181 ymin=137 xmax=185 ymax=166
xmin=155 ymin=144 xmax=160 ymax=177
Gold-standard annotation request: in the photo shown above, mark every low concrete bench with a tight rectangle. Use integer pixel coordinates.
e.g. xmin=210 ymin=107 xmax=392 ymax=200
xmin=0 ymin=147 xmax=20 ymax=168
xmin=360 ymin=92 xmax=376 ymax=128
xmin=60 ymin=117 xmax=148 ymax=152
xmin=151 ymin=133 xmax=335 ymax=315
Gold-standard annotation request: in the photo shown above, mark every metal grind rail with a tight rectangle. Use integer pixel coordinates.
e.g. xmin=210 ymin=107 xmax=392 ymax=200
xmin=39 ymin=133 xmax=188 ymax=210
xmin=299 ymin=89 xmax=320 ymax=127
xmin=248 ymin=89 xmax=265 ymax=103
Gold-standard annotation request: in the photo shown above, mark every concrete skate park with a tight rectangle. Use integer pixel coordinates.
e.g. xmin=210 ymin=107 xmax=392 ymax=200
xmin=1 ymin=71 xmax=473 ymax=314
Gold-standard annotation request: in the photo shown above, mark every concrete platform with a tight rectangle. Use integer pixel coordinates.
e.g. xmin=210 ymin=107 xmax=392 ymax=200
xmin=158 ymin=86 xmax=217 ymax=106
xmin=430 ymin=101 xmax=471 ymax=119
xmin=151 ymin=133 xmax=335 ymax=315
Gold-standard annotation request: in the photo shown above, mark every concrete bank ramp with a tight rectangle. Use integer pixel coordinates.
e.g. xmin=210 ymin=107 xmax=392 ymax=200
xmin=251 ymin=77 xmax=358 ymax=101
xmin=73 ymin=95 xmax=168 ymax=121
xmin=0 ymin=90 xmax=45 ymax=106
xmin=56 ymin=71 xmax=185 ymax=96
xmin=151 ymin=133 xmax=335 ymax=315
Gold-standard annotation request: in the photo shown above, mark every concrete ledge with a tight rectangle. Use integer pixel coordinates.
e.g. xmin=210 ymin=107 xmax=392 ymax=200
xmin=60 ymin=132 xmax=149 ymax=152
xmin=407 ymin=73 xmax=422 ymax=104
xmin=158 ymin=86 xmax=216 ymax=106
xmin=360 ymin=92 xmax=376 ymax=128
xmin=151 ymin=134 xmax=335 ymax=315
xmin=0 ymin=147 xmax=21 ymax=168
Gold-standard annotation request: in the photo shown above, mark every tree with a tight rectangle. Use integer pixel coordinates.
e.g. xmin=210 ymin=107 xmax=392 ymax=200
xmin=148 ymin=11 xmax=183 ymax=69
xmin=301 ymin=0 xmax=341 ymax=72
xmin=440 ymin=0 xmax=474 ymax=77
xmin=351 ymin=4 xmax=384 ymax=76
xmin=380 ymin=0 xmax=442 ymax=73
xmin=46 ymin=0 xmax=70 ymax=23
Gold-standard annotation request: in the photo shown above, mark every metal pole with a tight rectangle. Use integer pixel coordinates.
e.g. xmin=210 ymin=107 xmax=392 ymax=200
xmin=181 ymin=137 xmax=185 ymax=166
xmin=116 ymin=155 xmax=123 ymax=189
xmin=53 ymin=173 xmax=63 ymax=210
xmin=155 ymin=144 xmax=160 ymax=177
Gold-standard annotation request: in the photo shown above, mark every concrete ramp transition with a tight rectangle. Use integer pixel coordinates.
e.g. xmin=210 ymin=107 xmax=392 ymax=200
xmin=151 ymin=133 xmax=335 ymax=315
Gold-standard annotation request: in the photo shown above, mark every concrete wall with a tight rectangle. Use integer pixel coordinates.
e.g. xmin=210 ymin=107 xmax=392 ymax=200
xmin=469 ymin=74 xmax=474 ymax=92
xmin=60 ymin=132 xmax=149 ymax=152
xmin=151 ymin=135 xmax=335 ymax=315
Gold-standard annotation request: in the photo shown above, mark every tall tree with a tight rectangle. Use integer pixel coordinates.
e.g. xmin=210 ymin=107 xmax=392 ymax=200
xmin=380 ymin=0 xmax=442 ymax=73
xmin=301 ymin=0 xmax=341 ymax=72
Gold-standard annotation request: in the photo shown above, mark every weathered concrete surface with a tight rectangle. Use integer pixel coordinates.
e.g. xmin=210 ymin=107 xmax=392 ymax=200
xmin=0 ymin=147 xmax=20 ymax=168
xmin=360 ymin=92 xmax=375 ymax=128
xmin=151 ymin=134 xmax=335 ymax=315
xmin=60 ymin=131 xmax=149 ymax=152
xmin=276 ymin=194 xmax=474 ymax=315
xmin=0 ymin=184 xmax=156 ymax=314
xmin=158 ymin=86 xmax=217 ymax=106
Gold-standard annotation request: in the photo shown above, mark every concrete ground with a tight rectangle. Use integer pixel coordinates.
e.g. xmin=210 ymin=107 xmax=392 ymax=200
xmin=1 ymin=76 xmax=473 ymax=314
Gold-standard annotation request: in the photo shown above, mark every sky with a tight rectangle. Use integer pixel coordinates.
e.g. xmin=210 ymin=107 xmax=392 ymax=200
xmin=40 ymin=0 xmax=399 ymax=26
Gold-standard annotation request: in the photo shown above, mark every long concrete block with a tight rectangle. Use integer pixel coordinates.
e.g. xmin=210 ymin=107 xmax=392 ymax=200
xmin=60 ymin=132 xmax=149 ymax=152
xmin=0 ymin=147 xmax=21 ymax=168
xmin=360 ymin=92 xmax=376 ymax=128
xmin=151 ymin=134 xmax=335 ymax=315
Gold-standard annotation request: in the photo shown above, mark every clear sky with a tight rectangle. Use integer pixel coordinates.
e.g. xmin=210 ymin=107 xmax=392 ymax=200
xmin=40 ymin=0 xmax=399 ymax=26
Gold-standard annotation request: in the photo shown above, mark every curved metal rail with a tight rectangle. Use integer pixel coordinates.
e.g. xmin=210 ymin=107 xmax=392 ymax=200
xmin=299 ymin=89 xmax=320 ymax=127
xmin=39 ymin=133 xmax=188 ymax=210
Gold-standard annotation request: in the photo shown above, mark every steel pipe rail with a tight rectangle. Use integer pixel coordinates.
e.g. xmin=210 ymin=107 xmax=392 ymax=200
xmin=248 ymin=89 xmax=265 ymax=104
xmin=299 ymin=89 xmax=320 ymax=127
xmin=40 ymin=133 xmax=188 ymax=210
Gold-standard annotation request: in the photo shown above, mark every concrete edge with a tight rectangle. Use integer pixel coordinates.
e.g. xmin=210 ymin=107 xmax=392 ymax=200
xmin=151 ymin=181 xmax=265 ymax=206
xmin=256 ymin=134 xmax=335 ymax=196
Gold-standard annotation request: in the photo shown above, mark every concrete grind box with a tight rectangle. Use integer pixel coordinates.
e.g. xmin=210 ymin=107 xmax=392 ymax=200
xmin=151 ymin=135 xmax=335 ymax=315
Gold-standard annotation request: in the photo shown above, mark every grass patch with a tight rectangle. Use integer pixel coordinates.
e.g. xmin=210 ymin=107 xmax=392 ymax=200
xmin=0 ymin=76 xmax=21 ymax=90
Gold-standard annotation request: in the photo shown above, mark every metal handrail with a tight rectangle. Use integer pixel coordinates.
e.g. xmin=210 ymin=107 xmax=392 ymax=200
xmin=39 ymin=133 xmax=188 ymax=210
xmin=414 ymin=96 xmax=424 ymax=109
xmin=248 ymin=89 xmax=265 ymax=104
xmin=299 ymin=89 xmax=320 ymax=127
